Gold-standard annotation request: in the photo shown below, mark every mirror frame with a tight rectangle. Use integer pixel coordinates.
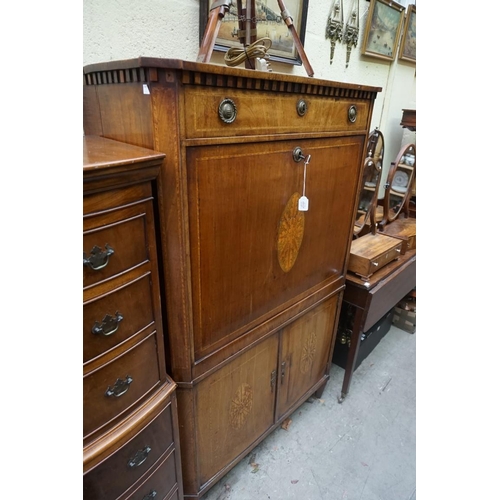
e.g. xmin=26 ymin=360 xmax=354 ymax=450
xmin=353 ymin=128 xmax=384 ymax=237
xmin=379 ymin=143 xmax=416 ymax=230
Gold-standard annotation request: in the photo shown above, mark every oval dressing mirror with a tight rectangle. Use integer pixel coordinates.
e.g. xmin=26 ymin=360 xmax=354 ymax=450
xmin=354 ymin=128 xmax=384 ymax=237
xmin=379 ymin=143 xmax=416 ymax=230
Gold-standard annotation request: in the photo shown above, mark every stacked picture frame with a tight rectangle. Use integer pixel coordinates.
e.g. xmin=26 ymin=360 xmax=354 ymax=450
xmin=361 ymin=0 xmax=415 ymax=64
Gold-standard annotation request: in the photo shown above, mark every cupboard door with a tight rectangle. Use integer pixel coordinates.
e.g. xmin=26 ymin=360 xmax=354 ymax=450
xmin=195 ymin=335 xmax=279 ymax=485
xmin=187 ymin=136 xmax=364 ymax=361
xmin=276 ymin=296 xmax=338 ymax=420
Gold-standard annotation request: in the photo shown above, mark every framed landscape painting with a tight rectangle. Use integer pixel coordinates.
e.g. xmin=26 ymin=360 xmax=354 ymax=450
xmin=398 ymin=4 xmax=416 ymax=63
xmin=361 ymin=0 xmax=405 ymax=62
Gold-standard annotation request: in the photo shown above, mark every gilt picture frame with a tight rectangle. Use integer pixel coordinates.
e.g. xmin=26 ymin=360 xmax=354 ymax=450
xmin=361 ymin=0 xmax=405 ymax=62
xmin=199 ymin=0 xmax=309 ymax=66
xmin=398 ymin=4 xmax=416 ymax=63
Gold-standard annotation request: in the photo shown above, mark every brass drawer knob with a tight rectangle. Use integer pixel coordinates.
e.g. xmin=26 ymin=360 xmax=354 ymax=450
xmin=348 ymin=105 xmax=357 ymax=123
xmin=297 ymin=99 xmax=308 ymax=116
xmin=218 ymin=98 xmax=237 ymax=124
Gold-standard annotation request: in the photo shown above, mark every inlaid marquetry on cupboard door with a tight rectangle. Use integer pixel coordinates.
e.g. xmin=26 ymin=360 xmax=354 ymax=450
xmin=276 ymin=295 xmax=339 ymax=420
xmin=195 ymin=335 xmax=279 ymax=485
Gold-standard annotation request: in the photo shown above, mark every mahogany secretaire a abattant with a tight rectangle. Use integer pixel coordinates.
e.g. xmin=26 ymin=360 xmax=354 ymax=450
xmin=83 ymin=58 xmax=381 ymax=499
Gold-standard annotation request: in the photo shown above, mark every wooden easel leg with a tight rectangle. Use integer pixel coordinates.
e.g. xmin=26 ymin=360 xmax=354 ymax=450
xmin=198 ymin=0 xmax=314 ymax=77
xmin=197 ymin=0 xmax=232 ymax=63
xmin=276 ymin=0 xmax=314 ymax=76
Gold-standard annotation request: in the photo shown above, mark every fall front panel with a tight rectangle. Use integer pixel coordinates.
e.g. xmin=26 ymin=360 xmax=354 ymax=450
xmin=186 ymin=136 xmax=364 ymax=360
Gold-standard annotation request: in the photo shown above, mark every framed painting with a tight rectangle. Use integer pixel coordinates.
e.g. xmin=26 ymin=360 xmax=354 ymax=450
xmin=361 ymin=0 xmax=405 ymax=62
xmin=199 ymin=0 xmax=309 ymax=66
xmin=398 ymin=4 xmax=416 ymax=63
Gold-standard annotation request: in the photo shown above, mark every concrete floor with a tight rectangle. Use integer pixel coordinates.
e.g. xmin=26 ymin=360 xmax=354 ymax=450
xmin=201 ymin=325 xmax=416 ymax=500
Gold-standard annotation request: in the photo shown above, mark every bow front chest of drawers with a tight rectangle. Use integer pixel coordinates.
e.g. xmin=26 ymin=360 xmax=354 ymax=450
xmin=83 ymin=136 xmax=183 ymax=500
xmin=83 ymin=58 xmax=381 ymax=498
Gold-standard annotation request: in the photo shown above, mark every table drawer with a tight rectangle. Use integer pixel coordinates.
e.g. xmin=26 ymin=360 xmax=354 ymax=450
xmin=83 ymin=334 xmax=161 ymax=438
xmin=367 ymin=245 xmax=402 ymax=276
xmin=84 ymin=273 xmax=155 ymax=364
xmin=83 ymin=402 xmax=174 ymax=500
xmin=125 ymin=448 xmax=179 ymax=500
xmin=184 ymin=87 xmax=370 ymax=139
xmin=83 ymin=212 xmax=149 ymax=289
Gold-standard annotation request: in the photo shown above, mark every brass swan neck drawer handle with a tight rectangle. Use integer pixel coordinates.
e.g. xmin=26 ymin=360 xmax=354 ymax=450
xmin=83 ymin=244 xmax=114 ymax=270
xmin=105 ymin=375 xmax=133 ymax=397
xmin=127 ymin=446 xmax=152 ymax=468
xmin=92 ymin=312 xmax=124 ymax=337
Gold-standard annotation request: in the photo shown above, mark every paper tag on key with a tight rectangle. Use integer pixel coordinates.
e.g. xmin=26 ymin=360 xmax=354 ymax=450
xmin=298 ymin=195 xmax=309 ymax=211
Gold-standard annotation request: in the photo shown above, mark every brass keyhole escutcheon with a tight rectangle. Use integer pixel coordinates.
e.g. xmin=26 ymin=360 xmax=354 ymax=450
xmin=297 ymin=99 xmax=308 ymax=117
xmin=348 ymin=105 xmax=357 ymax=123
xmin=292 ymin=147 xmax=305 ymax=163
xmin=218 ymin=98 xmax=237 ymax=124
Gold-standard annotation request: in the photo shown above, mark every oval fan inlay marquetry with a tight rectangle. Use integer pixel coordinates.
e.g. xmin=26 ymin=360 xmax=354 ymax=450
xmin=300 ymin=331 xmax=317 ymax=374
xmin=229 ymin=383 xmax=253 ymax=430
xmin=277 ymin=192 xmax=305 ymax=273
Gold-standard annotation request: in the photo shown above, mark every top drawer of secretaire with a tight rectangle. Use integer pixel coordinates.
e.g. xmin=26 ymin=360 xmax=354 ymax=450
xmin=83 ymin=57 xmax=382 ymax=141
xmin=183 ymin=87 xmax=372 ymax=139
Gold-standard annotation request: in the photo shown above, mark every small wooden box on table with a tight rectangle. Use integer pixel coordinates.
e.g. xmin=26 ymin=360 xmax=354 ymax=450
xmin=83 ymin=136 xmax=183 ymax=500
xmin=338 ymin=248 xmax=416 ymax=402
xmin=348 ymin=232 xmax=403 ymax=280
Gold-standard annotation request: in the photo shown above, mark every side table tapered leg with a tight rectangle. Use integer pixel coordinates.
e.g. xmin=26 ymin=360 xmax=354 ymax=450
xmin=338 ymin=306 xmax=364 ymax=403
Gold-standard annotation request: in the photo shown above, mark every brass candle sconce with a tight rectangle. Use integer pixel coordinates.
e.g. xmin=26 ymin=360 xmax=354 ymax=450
xmin=326 ymin=0 xmax=359 ymax=68
xmin=326 ymin=0 xmax=344 ymax=64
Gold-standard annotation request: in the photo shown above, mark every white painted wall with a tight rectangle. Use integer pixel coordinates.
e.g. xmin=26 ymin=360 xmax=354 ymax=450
xmin=83 ymin=0 xmax=416 ymax=195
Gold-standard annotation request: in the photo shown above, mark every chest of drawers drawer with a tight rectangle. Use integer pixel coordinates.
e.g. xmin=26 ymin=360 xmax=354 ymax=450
xmin=84 ymin=273 xmax=155 ymax=364
xmin=83 ymin=204 xmax=151 ymax=289
xmin=83 ymin=395 xmax=175 ymax=500
xmin=84 ymin=328 xmax=162 ymax=439
xmin=124 ymin=447 xmax=179 ymax=500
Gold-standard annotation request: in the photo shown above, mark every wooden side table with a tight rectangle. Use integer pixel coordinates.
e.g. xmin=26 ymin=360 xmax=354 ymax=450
xmin=337 ymin=249 xmax=416 ymax=402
